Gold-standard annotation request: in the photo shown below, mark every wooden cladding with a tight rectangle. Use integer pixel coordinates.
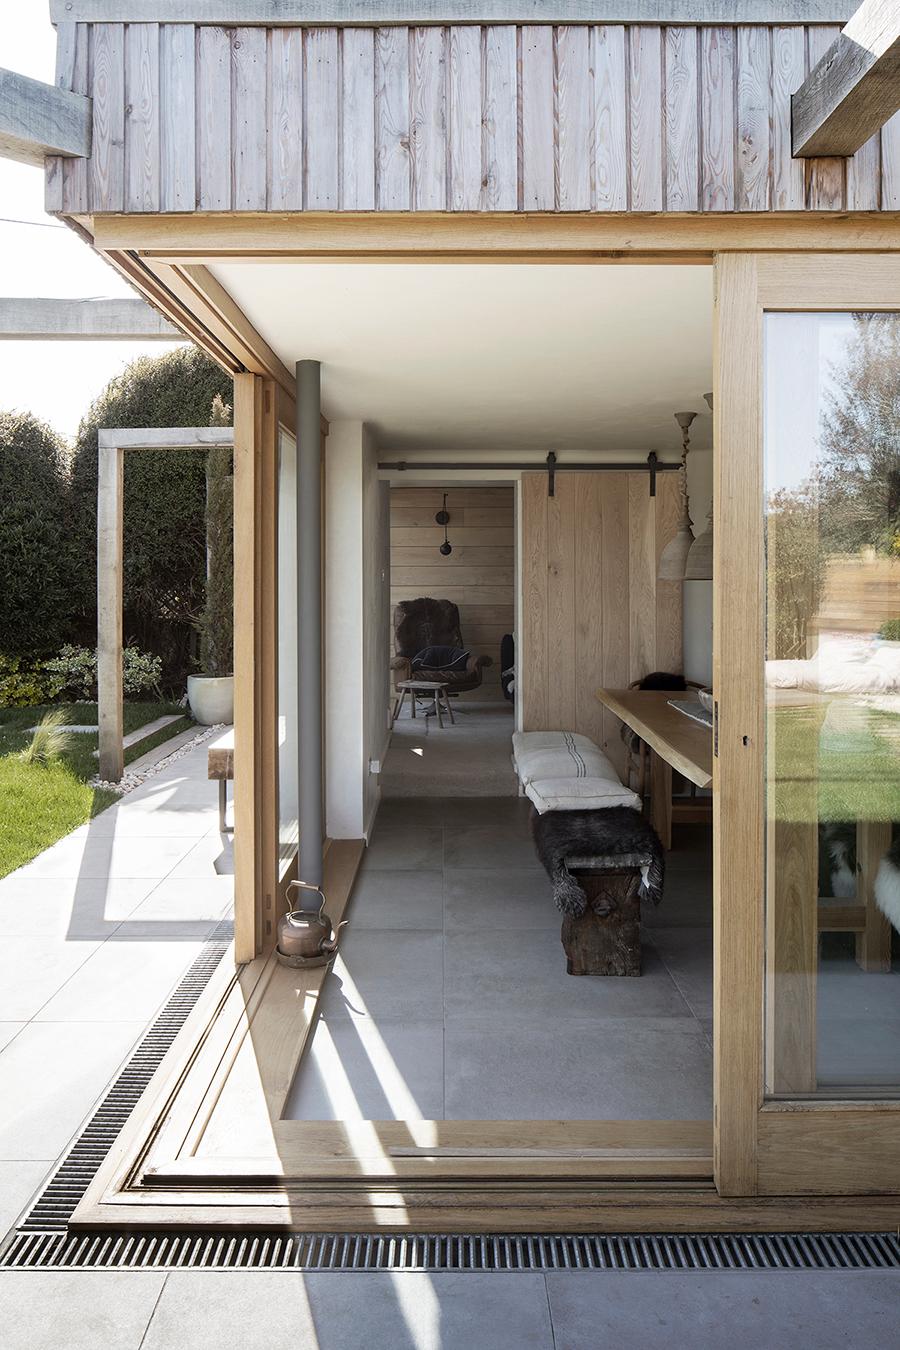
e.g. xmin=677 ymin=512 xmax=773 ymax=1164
xmin=48 ymin=20 xmax=900 ymax=216
xmin=390 ymin=486 xmax=513 ymax=700
xmin=520 ymin=470 xmax=682 ymax=777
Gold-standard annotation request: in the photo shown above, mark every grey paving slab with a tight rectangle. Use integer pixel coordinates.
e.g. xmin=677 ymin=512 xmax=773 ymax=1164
xmin=0 ymin=1159 xmax=50 ymax=1238
xmin=545 ymin=1269 xmax=900 ymax=1350
xmin=0 ymin=876 xmax=158 ymax=939
xmin=0 ymin=937 xmax=101 ymax=1020
xmin=444 ymin=928 xmax=692 ymax=1020
xmin=0 ymin=1022 xmax=25 ymax=1054
xmin=445 ymin=1015 xmax=712 ymax=1119
xmin=320 ymin=931 xmax=444 ymax=1022
xmin=443 ymin=867 xmax=557 ymax=932
xmin=363 ymin=826 xmax=444 ymax=872
xmin=645 ymin=926 xmax=714 ymax=1021
xmin=34 ymin=939 xmax=207 ymax=1022
xmin=144 ymin=1270 xmax=554 ymax=1350
xmin=284 ymin=1015 xmax=444 ymax=1120
xmin=16 ymin=833 xmax=197 ymax=880
xmin=0 ymin=1270 xmax=166 ymax=1350
xmin=0 ymin=1019 xmax=144 ymax=1160
xmin=347 ymin=869 xmax=444 ymax=930
xmin=443 ymin=825 xmax=542 ymax=871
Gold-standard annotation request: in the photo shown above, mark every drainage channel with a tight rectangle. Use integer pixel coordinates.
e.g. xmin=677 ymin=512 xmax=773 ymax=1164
xmin=2 ymin=918 xmax=898 ymax=1274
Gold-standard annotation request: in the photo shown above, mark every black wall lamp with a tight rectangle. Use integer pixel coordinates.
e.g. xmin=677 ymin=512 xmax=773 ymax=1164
xmin=436 ymin=492 xmax=452 ymax=556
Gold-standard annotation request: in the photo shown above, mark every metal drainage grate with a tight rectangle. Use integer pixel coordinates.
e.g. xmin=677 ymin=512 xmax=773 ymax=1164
xmin=3 ymin=1230 xmax=899 ymax=1272
xmin=3 ymin=921 xmax=232 ymax=1244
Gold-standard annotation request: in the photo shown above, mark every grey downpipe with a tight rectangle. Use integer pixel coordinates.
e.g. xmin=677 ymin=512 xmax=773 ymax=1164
xmin=296 ymin=359 xmax=323 ymax=889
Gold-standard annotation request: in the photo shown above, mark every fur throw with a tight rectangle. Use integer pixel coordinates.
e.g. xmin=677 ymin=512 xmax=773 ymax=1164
xmin=530 ymin=806 xmax=665 ymax=916
xmin=875 ymin=834 xmax=900 ymax=934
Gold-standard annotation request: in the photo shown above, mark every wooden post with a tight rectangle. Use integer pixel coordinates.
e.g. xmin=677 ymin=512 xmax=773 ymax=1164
xmin=97 ymin=443 xmax=124 ymax=782
xmin=233 ymin=374 xmax=261 ymax=964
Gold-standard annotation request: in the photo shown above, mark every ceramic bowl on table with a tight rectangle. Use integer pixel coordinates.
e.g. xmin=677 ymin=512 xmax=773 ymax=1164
xmin=697 ymin=688 xmax=713 ymax=713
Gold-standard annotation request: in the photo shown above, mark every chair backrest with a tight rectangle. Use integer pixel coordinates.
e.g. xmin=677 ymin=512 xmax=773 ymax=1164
xmin=393 ymin=598 xmax=464 ymax=657
xmin=629 ymin=671 xmax=688 ymax=692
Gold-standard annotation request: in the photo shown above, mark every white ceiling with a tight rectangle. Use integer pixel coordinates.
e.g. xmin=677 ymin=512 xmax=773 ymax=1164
xmin=212 ymin=262 xmax=714 ymax=454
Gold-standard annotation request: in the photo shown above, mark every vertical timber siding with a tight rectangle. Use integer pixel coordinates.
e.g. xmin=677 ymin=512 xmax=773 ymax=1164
xmin=49 ymin=20 xmax=900 ymax=215
xmin=520 ymin=469 xmax=683 ymax=776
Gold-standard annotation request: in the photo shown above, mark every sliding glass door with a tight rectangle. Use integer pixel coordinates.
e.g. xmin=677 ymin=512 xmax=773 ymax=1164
xmin=715 ymin=255 xmax=900 ymax=1196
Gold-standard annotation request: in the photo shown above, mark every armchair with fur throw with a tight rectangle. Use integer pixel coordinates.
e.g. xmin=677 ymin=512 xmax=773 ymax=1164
xmin=391 ymin=598 xmax=492 ymax=695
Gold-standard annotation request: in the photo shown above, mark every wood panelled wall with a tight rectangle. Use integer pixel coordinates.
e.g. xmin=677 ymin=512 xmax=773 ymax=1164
xmin=521 ymin=470 xmax=682 ymax=776
xmin=390 ymin=486 xmax=514 ymax=701
xmin=47 ymin=20 xmax=900 ymax=216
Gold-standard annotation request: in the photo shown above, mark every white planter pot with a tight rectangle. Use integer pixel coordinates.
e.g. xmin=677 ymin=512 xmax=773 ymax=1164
xmin=187 ymin=674 xmax=234 ymax=726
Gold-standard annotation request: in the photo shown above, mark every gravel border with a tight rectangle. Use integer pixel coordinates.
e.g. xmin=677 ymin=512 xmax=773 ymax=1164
xmin=90 ymin=722 xmax=227 ymax=796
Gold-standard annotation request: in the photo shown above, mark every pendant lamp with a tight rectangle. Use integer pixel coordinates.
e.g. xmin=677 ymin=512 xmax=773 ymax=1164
xmin=684 ymin=393 xmax=713 ymax=581
xmin=658 ymin=411 xmax=697 ymax=581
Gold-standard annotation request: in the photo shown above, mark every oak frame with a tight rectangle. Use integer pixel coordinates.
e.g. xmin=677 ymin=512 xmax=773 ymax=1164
xmin=70 ymin=214 xmax=900 ymax=1232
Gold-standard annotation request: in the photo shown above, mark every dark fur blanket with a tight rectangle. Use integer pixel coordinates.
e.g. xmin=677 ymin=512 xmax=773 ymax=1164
xmin=530 ymin=806 xmax=665 ymax=916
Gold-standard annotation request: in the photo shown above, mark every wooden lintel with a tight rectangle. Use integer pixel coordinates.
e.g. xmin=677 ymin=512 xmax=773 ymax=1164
xmin=793 ymin=0 xmax=900 ymax=157
xmin=0 ymin=296 xmax=181 ymax=341
xmin=0 ymin=68 xmax=90 ymax=167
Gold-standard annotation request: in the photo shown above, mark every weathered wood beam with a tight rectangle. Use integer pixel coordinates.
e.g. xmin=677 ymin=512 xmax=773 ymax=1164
xmin=793 ymin=0 xmax=900 ymax=156
xmin=0 ymin=297 xmax=181 ymax=341
xmin=98 ymin=426 xmax=234 ymax=449
xmin=0 ymin=69 xmax=90 ymax=168
xmin=49 ymin=1 xmax=858 ymax=25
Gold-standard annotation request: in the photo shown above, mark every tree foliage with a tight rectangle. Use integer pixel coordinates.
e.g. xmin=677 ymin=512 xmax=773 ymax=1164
xmin=71 ymin=346 xmax=233 ymax=689
xmin=199 ymin=393 xmax=234 ymax=677
xmin=0 ymin=411 xmax=77 ymax=658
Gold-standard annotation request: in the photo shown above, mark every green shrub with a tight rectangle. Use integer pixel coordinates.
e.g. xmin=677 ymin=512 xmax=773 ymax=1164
xmin=0 ymin=411 xmax=78 ymax=658
xmin=20 ymin=709 xmax=73 ymax=767
xmin=0 ymin=655 xmax=64 ymax=708
xmin=878 ymin=619 xmax=900 ymax=641
xmin=70 ymin=347 xmax=233 ymax=690
xmin=44 ymin=644 xmax=163 ymax=701
xmin=199 ymin=393 xmax=234 ymax=677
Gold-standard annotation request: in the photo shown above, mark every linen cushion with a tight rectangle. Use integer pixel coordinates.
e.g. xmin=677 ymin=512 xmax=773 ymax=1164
xmin=512 ymin=730 xmax=618 ymax=786
xmin=525 ymin=777 xmax=641 ymax=814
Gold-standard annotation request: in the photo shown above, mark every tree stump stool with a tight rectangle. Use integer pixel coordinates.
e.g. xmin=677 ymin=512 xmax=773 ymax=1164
xmin=560 ymin=861 xmax=644 ymax=977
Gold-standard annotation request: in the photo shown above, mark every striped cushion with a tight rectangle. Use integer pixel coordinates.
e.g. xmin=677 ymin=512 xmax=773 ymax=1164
xmin=525 ymin=777 xmax=640 ymax=814
xmin=512 ymin=731 xmax=618 ymax=787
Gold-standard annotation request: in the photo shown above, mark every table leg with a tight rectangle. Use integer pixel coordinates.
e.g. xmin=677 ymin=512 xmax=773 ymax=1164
xmin=649 ymin=751 xmax=672 ymax=850
xmin=219 ymin=779 xmax=228 ymax=833
xmin=390 ymin=695 xmax=401 ymax=727
xmin=766 ymin=815 xmax=818 ymax=1094
xmin=434 ymin=690 xmax=443 ymax=727
xmin=443 ymin=691 xmax=455 ymax=725
xmin=856 ymin=819 xmax=892 ymax=973
xmin=410 ymin=690 xmax=416 ymax=719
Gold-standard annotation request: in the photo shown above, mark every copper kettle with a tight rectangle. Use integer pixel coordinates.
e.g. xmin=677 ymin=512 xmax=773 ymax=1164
xmin=276 ymin=881 xmax=344 ymax=968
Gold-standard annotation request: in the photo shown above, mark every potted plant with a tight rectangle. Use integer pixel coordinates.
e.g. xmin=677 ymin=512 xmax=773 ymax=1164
xmin=188 ymin=395 xmax=234 ymax=725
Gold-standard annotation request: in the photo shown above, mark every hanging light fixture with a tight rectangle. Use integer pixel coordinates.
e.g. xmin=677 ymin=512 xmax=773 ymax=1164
xmin=685 ymin=393 xmax=713 ymax=581
xmin=658 ymin=411 xmax=696 ymax=581
xmin=435 ymin=492 xmax=452 ymax=556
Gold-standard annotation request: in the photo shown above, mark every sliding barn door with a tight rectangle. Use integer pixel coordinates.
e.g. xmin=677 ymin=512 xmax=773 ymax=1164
xmin=715 ymin=254 xmax=900 ymax=1198
xmin=520 ymin=469 xmax=683 ymax=776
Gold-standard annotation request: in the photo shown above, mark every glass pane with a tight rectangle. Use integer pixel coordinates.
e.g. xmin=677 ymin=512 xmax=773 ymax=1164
xmin=277 ymin=428 xmax=298 ymax=864
xmin=764 ymin=312 xmax=900 ymax=1096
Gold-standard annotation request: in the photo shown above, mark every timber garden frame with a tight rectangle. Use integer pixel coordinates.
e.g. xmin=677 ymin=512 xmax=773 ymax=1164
xmin=65 ymin=209 xmax=900 ymax=1234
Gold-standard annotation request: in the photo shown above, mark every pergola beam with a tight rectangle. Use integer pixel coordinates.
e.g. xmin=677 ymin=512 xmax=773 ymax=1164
xmin=0 ymin=298 xmax=182 ymax=342
xmin=0 ymin=69 xmax=91 ymax=168
xmin=792 ymin=0 xmax=900 ymax=157
xmin=96 ymin=426 xmax=234 ymax=782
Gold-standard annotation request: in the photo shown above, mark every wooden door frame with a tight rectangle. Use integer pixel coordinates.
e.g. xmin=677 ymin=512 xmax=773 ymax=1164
xmin=714 ymin=253 xmax=900 ymax=1199
xmin=66 ymin=215 xmax=900 ymax=1231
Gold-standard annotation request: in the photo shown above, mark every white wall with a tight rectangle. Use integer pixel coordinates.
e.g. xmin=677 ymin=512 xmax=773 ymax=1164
xmin=324 ymin=421 xmax=390 ymax=840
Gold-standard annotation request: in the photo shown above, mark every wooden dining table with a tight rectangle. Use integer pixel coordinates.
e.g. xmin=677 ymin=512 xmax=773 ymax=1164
xmin=596 ymin=688 xmax=713 ymax=849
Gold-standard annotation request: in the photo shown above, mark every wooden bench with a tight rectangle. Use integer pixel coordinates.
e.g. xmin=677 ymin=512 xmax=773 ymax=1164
xmin=561 ymin=855 xmax=648 ymax=977
xmin=207 ymin=729 xmax=234 ymax=834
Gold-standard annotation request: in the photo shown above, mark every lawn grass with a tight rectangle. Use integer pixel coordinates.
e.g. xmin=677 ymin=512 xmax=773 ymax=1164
xmin=0 ymin=700 xmax=192 ymax=879
xmin=770 ymin=702 xmax=900 ymax=823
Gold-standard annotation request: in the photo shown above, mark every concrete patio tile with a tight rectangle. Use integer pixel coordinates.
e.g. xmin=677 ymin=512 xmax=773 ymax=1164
xmin=0 ymin=1271 xmax=166 ymax=1350
xmin=321 ymin=931 xmax=444 ymax=1023
xmin=0 ymin=1160 xmax=51 ymax=1237
xmin=362 ymin=827 xmax=444 ymax=872
xmin=347 ymin=869 xmax=444 ymax=930
xmin=17 ymin=834 xmax=197 ymax=880
xmin=645 ymin=926 xmax=714 ymax=1021
xmin=82 ymin=805 xmax=219 ymax=838
xmin=444 ymin=929 xmax=691 ymax=1020
xmin=0 ymin=1022 xmax=26 ymax=1054
xmin=34 ymin=940 xmax=207 ymax=1022
xmin=443 ymin=867 xmax=557 ymax=932
xmin=545 ymin=1270 xmax=900 ymax=1349
xmin=0 ymin=1020 xmax=145 ymax=1160
xmin=445 ymin=1015 xmax=712 ymax=1120
xmin=0 ymin=937 xmax=102 ymax=1020
xmin=144 ymin=1271 xmax=554 ymax=1350
xmin=0 ymin=876 xmax=157 ymax=938
xmin=124 ymin=877 xmax=234 ymax=927
xmin=284 ymin=1015 xmax=444 ymax=1120
xmin=165 ymin=834 xmax=234 ymax=879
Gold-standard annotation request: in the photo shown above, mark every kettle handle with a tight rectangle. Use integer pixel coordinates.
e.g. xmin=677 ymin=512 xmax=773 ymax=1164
xmin=286 ymin=879 xmax=327 ymax=921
